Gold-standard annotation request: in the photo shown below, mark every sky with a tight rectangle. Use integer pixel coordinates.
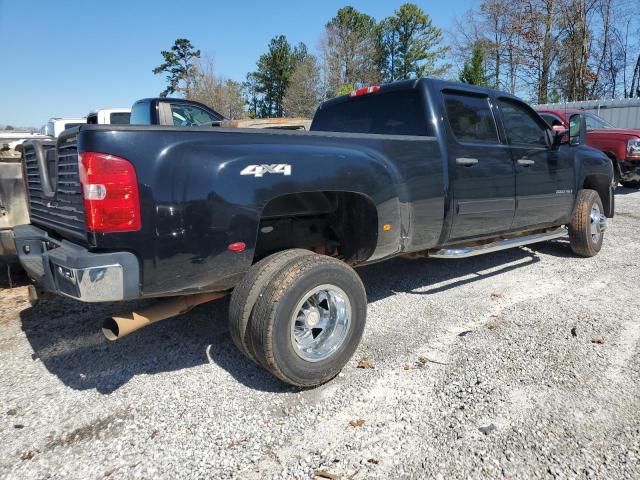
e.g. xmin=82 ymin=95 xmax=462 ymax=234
xmin=0 ymin=0 xmax=475 ymax=127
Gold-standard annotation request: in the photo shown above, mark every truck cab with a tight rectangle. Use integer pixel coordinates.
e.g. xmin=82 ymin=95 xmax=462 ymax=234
xmin=130 ymin=98 xmax=225 ymax=126
xmin=130 ymin=97 xmax=311 ymax=129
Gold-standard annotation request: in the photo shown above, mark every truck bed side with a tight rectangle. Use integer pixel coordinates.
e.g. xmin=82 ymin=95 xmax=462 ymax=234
xmin=65 ymin=125 xmax=444 ymax=296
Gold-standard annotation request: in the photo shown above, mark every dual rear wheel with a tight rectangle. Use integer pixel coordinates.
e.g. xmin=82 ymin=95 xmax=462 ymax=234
xmin=229 ymin=250 xmax=367 ymax=387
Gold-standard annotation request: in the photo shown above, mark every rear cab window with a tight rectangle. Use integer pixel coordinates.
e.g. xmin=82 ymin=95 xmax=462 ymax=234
xmin=110 ymin=112 xmax=131 ymax=124
xmin=311 ymin=90 xmax=433 ymax=136
xmin=443 ymin=92 xmax=499 ymax=144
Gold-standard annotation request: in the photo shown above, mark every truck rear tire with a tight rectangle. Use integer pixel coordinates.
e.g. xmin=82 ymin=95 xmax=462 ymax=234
xmin=248 ymin=254 xmax=367 ymax=387
xmin=568 ymin=189 xmax=606 ymax=257
xmin=229 ymin=249 xmax=313 ymax=362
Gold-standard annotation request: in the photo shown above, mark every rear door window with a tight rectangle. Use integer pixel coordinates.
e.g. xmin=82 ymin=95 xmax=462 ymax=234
xmin=443 ymin=92 xmax=499 ymax=144
xmin=312 ymin=90 xmax=432 ymax=136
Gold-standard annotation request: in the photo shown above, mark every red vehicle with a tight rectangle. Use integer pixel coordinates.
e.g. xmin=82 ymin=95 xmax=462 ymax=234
xmin=537 ymin=109 xmax=640 ymax=188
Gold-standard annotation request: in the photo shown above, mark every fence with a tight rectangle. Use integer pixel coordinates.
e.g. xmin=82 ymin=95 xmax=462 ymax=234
xmin=534 ymin=98 xmax=640 ymax=129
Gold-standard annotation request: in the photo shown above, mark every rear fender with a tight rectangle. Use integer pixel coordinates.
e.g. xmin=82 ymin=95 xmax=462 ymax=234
xmin=208 ymin=144 xmax=407 ymax=261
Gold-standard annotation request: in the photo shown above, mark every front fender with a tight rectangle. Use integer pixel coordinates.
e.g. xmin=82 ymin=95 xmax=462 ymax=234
xmin=574 ymin=146 xmax=614 ymax=217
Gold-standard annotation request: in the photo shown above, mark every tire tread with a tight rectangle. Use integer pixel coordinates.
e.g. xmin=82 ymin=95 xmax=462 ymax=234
xmin=568 ymin=189 xmax=603 ymax=257
xmin=228 ymin=249 xmax=313 ymax=362
xmin=249 ymin=254 xmax=365 ymax=387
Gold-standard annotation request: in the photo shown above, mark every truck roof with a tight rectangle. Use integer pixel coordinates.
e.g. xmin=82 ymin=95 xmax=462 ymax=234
xmin=317 ymin=77 xmax=522 ymax=111
xmin=87 ymin=108 xmax=131 ymax=115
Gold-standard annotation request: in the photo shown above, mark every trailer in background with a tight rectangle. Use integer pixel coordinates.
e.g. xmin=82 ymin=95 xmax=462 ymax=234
xmin=535 ymin=98 xmax=640 ymax=129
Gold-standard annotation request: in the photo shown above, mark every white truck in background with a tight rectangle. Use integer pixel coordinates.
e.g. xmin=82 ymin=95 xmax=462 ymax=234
xmin=86 ymin=108 xmax=131 ymax=125
xmin=2 ymin=108 xmax=131 ymax=266
xmin=40 ymin=118 xmax=87 ymax=137
xmin=39 ymin=108 xmax=131 ymax=138
xmin=0 ymin=132 xmax=51 ymax=263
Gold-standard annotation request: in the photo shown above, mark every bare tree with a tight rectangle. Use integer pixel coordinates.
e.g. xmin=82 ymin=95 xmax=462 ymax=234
xmin=448 ymin=0 xmax=522 ymax=93
xmin=452 ymin=0 xmax=639 ymax=101
xmin=189 ymin=57 xmax=247 ymax=119
xmin=283 ymin=55 xmax=322 ymax=117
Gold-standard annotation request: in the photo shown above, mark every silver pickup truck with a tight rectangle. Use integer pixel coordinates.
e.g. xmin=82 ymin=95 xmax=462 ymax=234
xmin=0 ymin=134 xmax=52 ymax=260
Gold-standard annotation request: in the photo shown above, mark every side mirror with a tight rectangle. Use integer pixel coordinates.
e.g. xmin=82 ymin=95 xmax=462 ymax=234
xmin=552 ymin=125 xmax=569 ymax=146
xmin=569 ymin=113 xmax=587 ymax=146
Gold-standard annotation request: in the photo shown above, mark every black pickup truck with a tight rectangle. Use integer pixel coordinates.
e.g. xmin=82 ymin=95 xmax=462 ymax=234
xmin=16 ymin=78 xmax=613 ymax=387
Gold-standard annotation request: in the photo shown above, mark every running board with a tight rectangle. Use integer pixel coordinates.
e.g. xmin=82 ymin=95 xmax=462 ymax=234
xmin=428 ymin=227 xmax=568 ymax=259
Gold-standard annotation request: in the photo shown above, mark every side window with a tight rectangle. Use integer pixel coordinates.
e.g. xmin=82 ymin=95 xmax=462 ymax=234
xmin=443 ymin=92 xmax=499 ymax=144
xmin=585 ymin=114 xmax=610 ymax=130
xmin=130 ymin=101 xmax=151 ymax=125
xmin=498 ymin=99 xmax=547 ymax=147
xmin=540 ymin=113 xmax=564 ymax=128
xmin=170 ymin=104 xmax=219 ymax=127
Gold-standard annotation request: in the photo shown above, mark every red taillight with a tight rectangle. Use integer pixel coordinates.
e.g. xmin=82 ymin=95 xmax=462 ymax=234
xmin=79 ymin=152 xmax=141 ymax=233
xmin=349 ymin=85 xmax=381 ymax=97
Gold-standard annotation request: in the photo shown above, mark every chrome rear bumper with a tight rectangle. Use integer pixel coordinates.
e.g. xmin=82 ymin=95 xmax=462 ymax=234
xmin=13 ymin=224 xmax=140 ymax=302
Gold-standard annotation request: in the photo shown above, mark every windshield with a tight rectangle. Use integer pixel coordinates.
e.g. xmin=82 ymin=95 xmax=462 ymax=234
xmin=585 ymin=113 xmax=614 ymax=130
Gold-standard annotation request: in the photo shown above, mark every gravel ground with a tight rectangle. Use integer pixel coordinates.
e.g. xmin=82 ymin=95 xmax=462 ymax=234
xmin=1 ymin=188 xmax=639 ymax=480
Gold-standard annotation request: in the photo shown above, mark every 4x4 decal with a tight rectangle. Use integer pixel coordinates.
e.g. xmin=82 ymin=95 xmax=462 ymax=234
xmin=240 ymin=164 xmax=292 ymax=178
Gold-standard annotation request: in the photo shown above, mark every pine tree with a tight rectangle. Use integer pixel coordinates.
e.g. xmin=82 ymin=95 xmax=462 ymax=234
xmin=153 ymin=38 xmax=201 ymax=97
xmin=250 ymin=36 xmax=306 ymax=117
xmin=459 ymin=43 xmax=489 ymax=86
xmin=380 ymin=3 xmax=449 ymax=81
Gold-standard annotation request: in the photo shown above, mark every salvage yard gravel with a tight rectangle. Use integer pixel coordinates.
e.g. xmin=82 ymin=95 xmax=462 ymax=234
xmin=1 ymin=189 xmax=639 ymax=479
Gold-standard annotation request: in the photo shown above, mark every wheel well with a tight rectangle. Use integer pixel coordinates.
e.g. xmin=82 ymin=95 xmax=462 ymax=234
xmin=603 ymin=151 xmax=620 ymax=174
xmin=254 ymin=191 xmax=378 ymax=265
xmin=583 ymin=175 xmax=613 ymax=217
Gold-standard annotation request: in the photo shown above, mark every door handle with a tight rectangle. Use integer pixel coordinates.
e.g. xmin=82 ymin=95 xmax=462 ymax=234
xmin=517 ymin=158 xmax=535 ymax=166
xmin=456 ymin=157 xmax=479 ymax=166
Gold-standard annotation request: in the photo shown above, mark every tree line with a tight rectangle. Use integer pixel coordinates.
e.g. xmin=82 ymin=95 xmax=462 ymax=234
xmin=153 ymin=1 xmax=640 ymax=119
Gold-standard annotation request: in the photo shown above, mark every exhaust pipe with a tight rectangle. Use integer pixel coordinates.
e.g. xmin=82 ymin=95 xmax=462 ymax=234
xmin=102 ymin=292 xmax=225 ymax=341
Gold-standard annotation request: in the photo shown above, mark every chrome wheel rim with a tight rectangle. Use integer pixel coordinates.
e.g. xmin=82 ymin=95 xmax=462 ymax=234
xmin=589 ymin=204 xmax=606 ymax=242
xmin=290 ymin=284 xmax=351 ymax=362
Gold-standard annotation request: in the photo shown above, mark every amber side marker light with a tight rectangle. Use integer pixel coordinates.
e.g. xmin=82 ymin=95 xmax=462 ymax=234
xmin=383 ymin=224 xmax=392 ymax=232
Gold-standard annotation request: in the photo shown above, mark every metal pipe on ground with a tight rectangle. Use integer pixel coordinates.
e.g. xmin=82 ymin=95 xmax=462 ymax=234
xmin=102 ymin=292 xmax=226 ymax=341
